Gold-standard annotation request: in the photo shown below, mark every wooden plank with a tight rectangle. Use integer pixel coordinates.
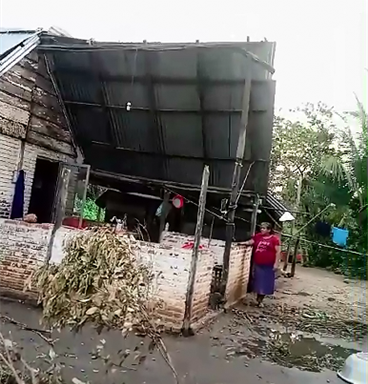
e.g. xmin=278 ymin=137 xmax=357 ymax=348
xmin=33 ymin=87 xmax=60 ymax=110
xmin=31 ymin=103 xmax=65 ymax=127
xmin=0 ymin=116 xmax=26 ymax=139
xmin=35 ymin=72 xmax=55 ymax=95
xmin=27 ymin=130 xmax=75 ymax=157
xmin=182 ymin=165 xmax=210 ymax=335
xmin=0 ymin=100 xmax=29 ymax=125
xmin=0 ymin=90 xmax=31 ymax=111
xmin=36 ymin=55 xmax=49 ymax=78
xmin=10 ymin=64 xmax=37 ymax=83
xmin=3 ymin=71 xmax=34 ymax=92
xmin=19 ymin=56 xmax=38 ymax=72
xmin=29 ymin=115 xmax=71 ymax=143
xmin=0 ymin=79 xmax=32 ymax=102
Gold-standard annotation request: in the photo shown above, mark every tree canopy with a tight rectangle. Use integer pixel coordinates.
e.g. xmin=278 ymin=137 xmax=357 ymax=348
xmin=270 ymin=101 xmax=367 ymax=279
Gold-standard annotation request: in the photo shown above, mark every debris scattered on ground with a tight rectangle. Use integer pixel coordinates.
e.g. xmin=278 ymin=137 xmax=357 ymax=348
xmin=218 ymin=303 xmax=365 ymax=372
xmin=0 ymin=315 xmax=53 ymax=345
xmin=241 ymin=302 xmax=367 ymax=341
xmin=0 ymin=331 xmax=62 ymax=384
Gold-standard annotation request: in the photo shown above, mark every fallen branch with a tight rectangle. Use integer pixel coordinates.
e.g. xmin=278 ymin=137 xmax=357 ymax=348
xmin=0 ymin=315 xmax=54 ymax=345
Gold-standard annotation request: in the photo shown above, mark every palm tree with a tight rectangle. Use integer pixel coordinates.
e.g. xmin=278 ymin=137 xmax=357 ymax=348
xmin=320 ymin=96 xmax=367 ymax=210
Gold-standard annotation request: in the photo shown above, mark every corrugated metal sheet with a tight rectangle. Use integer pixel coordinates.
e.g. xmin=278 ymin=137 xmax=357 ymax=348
xmin=0 ymin=30 xmax=41 ymax=76
xmin=40 ymin=36 xmax=277 ymax=195
xmin=0 ymin=30 xmax=37 ymax=56
xmin=265 ymin=192 xmax=290 ymax=219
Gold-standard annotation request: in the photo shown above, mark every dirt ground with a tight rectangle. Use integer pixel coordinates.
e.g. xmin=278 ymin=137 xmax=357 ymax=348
xmin=0 ymin=266 xmax=366 ymax=384
xmin=273 ymin=266 xmax=367 ymax=323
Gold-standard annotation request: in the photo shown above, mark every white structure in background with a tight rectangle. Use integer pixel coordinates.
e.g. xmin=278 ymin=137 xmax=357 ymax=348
xmin=279 ymin=211 xmax=295 ymax=222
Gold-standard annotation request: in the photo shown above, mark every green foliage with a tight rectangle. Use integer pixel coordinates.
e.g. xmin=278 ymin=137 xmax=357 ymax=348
xmin=75 ymin=196 xmax=105 ymax=221
xmin=74 ymin=185 xmax=106 ymax=222
xmin=272 ymin=101 xmax=368 ymax=279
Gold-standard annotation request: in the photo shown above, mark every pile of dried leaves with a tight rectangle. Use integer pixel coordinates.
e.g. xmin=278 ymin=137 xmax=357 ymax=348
xmin=29 ymin=228 xmax=154 ymax=333
xmin=27 ymin=228 xmax=178 ymax=382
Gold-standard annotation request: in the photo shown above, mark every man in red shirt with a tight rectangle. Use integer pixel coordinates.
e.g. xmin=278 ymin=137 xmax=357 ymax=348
xmin=245 ymin=222 xmax=281 ymax=306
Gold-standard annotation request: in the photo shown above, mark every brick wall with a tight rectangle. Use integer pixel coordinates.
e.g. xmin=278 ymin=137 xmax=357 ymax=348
xmin=225 ymin=243 xmax=253 ymax=307
xmin=0 ymin=220 xmax=252 ymax=328
xmin=161 ymin=231 xmax=225 ymax=265
xmin=191 ymin=249 xmax=214 ymax=322
xmin=0 ymin=219 xmax=53 ymax=300
xmin=135 ymin=241 xmax=192 ymax=331
xmin=0 ymin=221 xmax=212 ymax=331
xmin=160 ymin=231 xmax=216 ymax=324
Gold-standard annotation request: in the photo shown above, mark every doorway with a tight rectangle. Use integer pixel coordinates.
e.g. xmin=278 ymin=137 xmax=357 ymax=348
xmin=28 ymin=158 xmax=60 ymax=223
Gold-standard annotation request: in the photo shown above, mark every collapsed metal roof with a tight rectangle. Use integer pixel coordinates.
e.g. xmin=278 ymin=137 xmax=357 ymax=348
xmin=0 ymin=29 xmax=42 ymax=75
xmin=38 ymin=36 xmax=277 ymax=196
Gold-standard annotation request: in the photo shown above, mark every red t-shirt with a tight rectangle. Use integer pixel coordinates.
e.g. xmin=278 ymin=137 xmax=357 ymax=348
xmin=252 ymin=233 xmax=280 ymax=266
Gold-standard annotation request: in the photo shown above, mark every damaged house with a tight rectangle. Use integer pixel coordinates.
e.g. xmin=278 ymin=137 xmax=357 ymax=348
xmin=0 ymin=29 xmax=81 ymax=222
xmin=0 ymin=30 xmax=290 ymax=331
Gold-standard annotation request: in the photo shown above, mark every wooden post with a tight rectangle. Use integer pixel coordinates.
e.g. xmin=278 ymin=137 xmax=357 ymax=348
xmin=247 ymin=194 xmax=260 ymax=293
xmin=159 ymin=190 xmax=170 ymax=242
xmin=250 ymin=194 xmax=260 ymax=236
xmin=45 ymin=167 xmax=71 ymax=265
xmin=290 ymin=236 xmax=300 ymax=277
xmin=283 ymin=173 xmax=303 ymax=271
xmin=78 ymin=164 xmax=91 ymax=229
xmin=221 ymin=57 xmax=252 ymax=295
xmin=182 ymin=165 xmax=210 ymax=336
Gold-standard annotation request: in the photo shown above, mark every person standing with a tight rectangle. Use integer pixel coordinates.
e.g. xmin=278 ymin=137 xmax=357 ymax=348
xmin=245 ymin=222 xmax=281 ymax=306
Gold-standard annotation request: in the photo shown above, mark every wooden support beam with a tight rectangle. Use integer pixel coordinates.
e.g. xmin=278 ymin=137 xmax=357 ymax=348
xmin=78 ymin=165 xmax=91 ymax=228
xmin=290 ymin=236 xmax=301 ymax=277
xmin=221 ymin=57 xmax=252 ymax=296
xmin=45 ymin=167 xmax=71 ymax=265
xmin=250 ymin=194 xmax=260 ymax=235
xmin=158 ymin=191 xmax=170 ymax=242
xmin=52 ymin=69 xmax=271 ymax=86
xmin=182 ymin=165 xmax=210 ymax=336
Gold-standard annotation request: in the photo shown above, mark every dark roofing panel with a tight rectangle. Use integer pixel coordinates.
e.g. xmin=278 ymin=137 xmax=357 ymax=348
xmin=44 ymin=41 xmax=276 ymax=194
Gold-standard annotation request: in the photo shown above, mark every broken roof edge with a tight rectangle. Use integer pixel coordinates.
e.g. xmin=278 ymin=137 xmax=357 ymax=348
xmin=38 ymin=35 xmax=276 ymax=74
xmin=0 ymin=27 xmax=73 ymax=76
xmin=0 ymin=30 xmax=42 ymax=76
xmin=264 ymin=192 xmax=292 ymax=220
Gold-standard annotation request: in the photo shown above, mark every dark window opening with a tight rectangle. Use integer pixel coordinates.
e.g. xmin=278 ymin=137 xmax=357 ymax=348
xmin=28 ymin=158 xmax=60 ymax=223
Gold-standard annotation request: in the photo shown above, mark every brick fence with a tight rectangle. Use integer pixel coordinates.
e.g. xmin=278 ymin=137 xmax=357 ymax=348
xmin=226 ymin=243 xmax=253 ymax=307
xmin=0 ymin=219 xmax=252 ymax=330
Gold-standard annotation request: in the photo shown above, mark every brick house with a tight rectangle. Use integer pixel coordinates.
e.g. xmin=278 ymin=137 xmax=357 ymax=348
xmin=0 ymin=31 xmax=287 ymax=331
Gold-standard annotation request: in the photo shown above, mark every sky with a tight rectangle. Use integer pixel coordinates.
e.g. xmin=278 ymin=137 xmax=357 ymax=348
xmin=0 ymin=0 xmax=366 ymax=113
